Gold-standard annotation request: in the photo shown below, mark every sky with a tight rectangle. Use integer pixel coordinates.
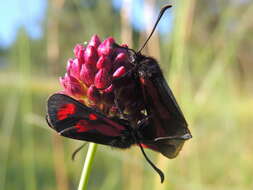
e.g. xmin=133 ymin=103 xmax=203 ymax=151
xmin=0 ymin=0 xmax=172 ymax=48
xmin=0 ymin=0 xmax=47 ymax=48
xmin=112 ymin=0 xmax=173 ymax=33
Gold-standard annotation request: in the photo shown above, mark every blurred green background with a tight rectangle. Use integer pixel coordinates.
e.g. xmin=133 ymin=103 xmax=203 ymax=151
xmin=0 ymin=0 xmax=253 ymax=189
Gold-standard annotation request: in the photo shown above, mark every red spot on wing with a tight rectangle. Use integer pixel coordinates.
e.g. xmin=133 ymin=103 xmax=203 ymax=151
xmin=89 ymin=113 xmax=98 ymax=120
xmin=76 ymin=120 xmax=91 ymax=132
xmin=75 ymin=119 xmax=124 ymax=136
xmin=57 ymin=103 xmax=76 ymax=120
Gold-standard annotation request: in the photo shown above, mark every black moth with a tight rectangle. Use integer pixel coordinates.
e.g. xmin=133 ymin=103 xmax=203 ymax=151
xmin=46 ymin=5 xmax=192 ymax=183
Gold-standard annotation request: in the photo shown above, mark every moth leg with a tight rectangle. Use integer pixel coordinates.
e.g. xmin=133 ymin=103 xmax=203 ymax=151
xmin=137 ymin=115 xmax=151 ymax=128
xmin=113 ymin=95 xmax=129 ymax=120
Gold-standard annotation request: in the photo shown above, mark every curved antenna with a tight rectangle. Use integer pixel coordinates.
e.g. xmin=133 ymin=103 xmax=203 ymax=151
xmin=138 ymin=143 xmax=164 ymax=183
xmin=138 ymin=5 xmax=172 ymax=53
xmin=71 ymin=143 xmax=87 ymax=161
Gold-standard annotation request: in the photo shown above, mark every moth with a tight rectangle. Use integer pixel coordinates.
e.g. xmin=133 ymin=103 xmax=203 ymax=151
xmin=46 ymin=5 xmax=191 ymax=183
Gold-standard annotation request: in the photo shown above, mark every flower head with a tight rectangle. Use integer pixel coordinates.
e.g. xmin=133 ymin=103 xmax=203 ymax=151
xmin=60 ymin=35 xmax=144 ymax=120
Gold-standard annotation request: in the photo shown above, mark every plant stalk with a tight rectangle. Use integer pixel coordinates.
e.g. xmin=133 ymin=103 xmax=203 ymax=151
xmin=78 ymin=143 xmax=98 ymax=190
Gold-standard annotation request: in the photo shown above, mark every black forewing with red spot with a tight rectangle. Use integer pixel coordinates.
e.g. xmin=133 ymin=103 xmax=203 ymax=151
xmin=138 ymin=58 xmax=191 ymax=158
xmin=47 ymin=94 xmax=133 ymax=148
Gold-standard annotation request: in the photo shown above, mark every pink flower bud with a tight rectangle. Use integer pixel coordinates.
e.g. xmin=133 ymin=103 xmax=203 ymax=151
xmin=89 ymin=35 xmax=101 ymax=48
xmin=74 ymin=44 xmax=85 ymax=60
xmin=114 ymin=44 xmax=128 ymax=55
xmin=66 ymin=59 xmax=73 ymax=73
xmin=103 ymin=84 xmax=114 ymax=93
xmin=113 ymin=66 xmax=126 ymax=78
xmin=97 ymin=37 xmax=115 ymax=56
xmin=59 ymin=74 xmax=68 ymax=89
xmin=121 ymin=44 xmax=128 ymax=47
xmin=60 ymin=74 xmax=85 ymax=98
xmin=69 ymin=82 xmax=85 ymax=98
xmin=84 ymin=45 xmax=98 ymax=65
xmin=67 ymin=58 xmax=81 ymax=79
xmin=113 ymin=52 xmax=130 ymax=70
xmin=94 ymin=68 xmax=111 ymax=89
xmin=114 ymin=53 xmax=128 ymax=64
xmin=80 ymin=64 xmax=96 ymax=87
xmin=96 ymin=56 xmax=112 ymax=70
xmin=87 ymin=85 xmax=101 ymax=102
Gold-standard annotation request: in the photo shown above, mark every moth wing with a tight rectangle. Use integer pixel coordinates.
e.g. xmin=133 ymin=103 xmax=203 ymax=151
xmin=47 ymin=94 xmax=129 ymax=147
xmin=140 ymin=61 xmax=191 ymax=158
xmin=154 ymin=75 xmax=190 ymax=134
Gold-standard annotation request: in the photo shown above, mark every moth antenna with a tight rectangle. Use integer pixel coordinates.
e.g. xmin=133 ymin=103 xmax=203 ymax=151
xmin=138 ymin=4 xmax=172 ymax=53
xmin=71 ymin=143 xmax=87 ymax=161
xmin=138 ymin=143 xmax=165 ymax=183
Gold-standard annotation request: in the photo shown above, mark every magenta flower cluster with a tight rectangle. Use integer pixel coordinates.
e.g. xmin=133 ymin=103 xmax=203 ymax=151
xmin=60 ymin=35 xmax=143 ymax=118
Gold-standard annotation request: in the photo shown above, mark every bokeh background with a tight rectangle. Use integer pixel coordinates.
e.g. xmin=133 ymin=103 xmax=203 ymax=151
xmin=0 ymin=0 xmax=253 ymax=189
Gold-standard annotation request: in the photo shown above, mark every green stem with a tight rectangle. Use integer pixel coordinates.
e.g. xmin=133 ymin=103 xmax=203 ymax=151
xmin=78 ymin=143 xmax=98 ymax=190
